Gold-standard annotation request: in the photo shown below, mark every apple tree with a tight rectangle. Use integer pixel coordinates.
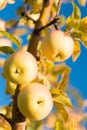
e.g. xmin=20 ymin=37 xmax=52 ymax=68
xmin=0 ymin=0 xmax=87 ymax=130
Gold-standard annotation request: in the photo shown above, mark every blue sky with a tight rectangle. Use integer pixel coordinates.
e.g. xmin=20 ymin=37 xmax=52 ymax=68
xmin=0 ymin=0 xmax=87 ymax=107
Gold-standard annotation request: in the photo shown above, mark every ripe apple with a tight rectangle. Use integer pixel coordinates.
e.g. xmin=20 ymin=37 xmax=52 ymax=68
xmin=40 ymin=30 xmax=74 ymax=62
xmin=17 ymin=83 xmax=53 ymax=121
xmin=5 ymin=80 xmax=17 ymax=95
xmin=3 ymin=50 xmax=38 ymax=84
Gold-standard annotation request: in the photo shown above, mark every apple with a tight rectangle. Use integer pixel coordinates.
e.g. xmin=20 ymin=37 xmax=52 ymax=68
xmin=17 ymin=83 xmax=53 ymax=121
xmin=5 ymin=80 xmax=17 ymax=95
xmin=3 ymin=50 xmax=38 ymax=84
xmin=40 ymin=30 xmax=74 ymax=62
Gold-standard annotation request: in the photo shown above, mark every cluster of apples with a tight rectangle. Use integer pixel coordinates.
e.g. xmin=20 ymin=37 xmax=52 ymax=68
xmin=3 ymin=30 xmax=74 ymax=121
xmin=3 ymin=50 xmax=53 ymax=121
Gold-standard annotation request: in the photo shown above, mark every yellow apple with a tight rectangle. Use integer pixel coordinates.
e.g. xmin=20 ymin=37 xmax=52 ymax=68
xmin=40 ymin=30 xmax=74 ymax=62
xmin=5 ymin=80 xmax=17 ymax=95
xmin=18 ymin=83 xmax=53 ymax=121
xmin=3 ymin=50 xmax=38 ymax=84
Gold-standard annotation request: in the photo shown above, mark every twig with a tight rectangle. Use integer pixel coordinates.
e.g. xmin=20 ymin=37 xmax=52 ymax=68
xmin=0 ymin=113 xmax=12 ymax=125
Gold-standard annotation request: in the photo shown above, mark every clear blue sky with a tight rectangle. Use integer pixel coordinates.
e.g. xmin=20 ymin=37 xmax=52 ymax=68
xmin=0 ymin=0 xmax=87 ymax=107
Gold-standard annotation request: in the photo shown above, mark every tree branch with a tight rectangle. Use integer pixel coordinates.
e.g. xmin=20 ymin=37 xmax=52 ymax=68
xmin=12 ymin=85 xmax=26 ymax=130
xmin=27 ymin=0 xmax=54 ymax=57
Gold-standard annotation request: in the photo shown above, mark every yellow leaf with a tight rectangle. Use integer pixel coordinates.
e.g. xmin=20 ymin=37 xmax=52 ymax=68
xmin=78 ymin=0 xmax=86 ymax=6
xmin=70 ymin=115 xmax=75 ymax=130
xmin=53 ymin=92 xmax=72 ymax=108
xmin=58 ymin=71 xmax=69 ymax=91
xmin=55 ymin=121 xmax=62 ymax=130
xmin=52 ymin=63 xmax=71 ymax=75
xmin=54 ymin=102 xmax=68 ymax=121
xmin=72 ymin=3 xmax=81 ymax=20
xmin=72 ymin=40 xmax=81 ymax=62
xmin=13 ymin=28 xmax=28 ymax=36
xmin=80 ymin=17 xmax=87 ymax=33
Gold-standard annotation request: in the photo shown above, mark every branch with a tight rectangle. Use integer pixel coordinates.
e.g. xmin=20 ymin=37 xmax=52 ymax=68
xmin=0 ymin=113 xmax=12 ymax=125
xmin=27 ymin=0 xmax=54 ymax=57
xmin=12 ymin=85 xmax=26 ymax=130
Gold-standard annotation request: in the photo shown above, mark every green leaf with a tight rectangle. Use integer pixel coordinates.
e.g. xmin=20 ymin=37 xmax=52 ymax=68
xmin=0 ymin=30 xmax=21 ymax=48
xmin=72 ymin=40 xmax=81 ymax=62
xmin=0 ymin=46 xmax=15 ymax=54
xmin=54 ymin=102 xmax=68 ymax=121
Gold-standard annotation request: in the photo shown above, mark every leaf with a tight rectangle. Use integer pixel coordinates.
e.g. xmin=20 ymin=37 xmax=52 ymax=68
xmin=0 ymin=30 xmax=21 ymax=48
xmin=58 ymin=15 xmax=66 ymax=28
xmin=71 ymin=30 xmax=87 ymax=48
xmin=5 ymin=19 xmax=17 ymax=29
xmin=13 ymin=28 xmax=28 ymax=36
xmin=72 ymin=3 xmax=81 ymax=20
xmin=72 ymin=40 xmax=81 ymax=62
xmin=80 ymin=17 xmax=87 ymax=33
xmin=67 ymin=87 xmax=83 ymax=107
xmin=0 ymin=46 xmax=15 ymax=54
xmin=58 ymin=71 xmax=69 ymax=91
xmin=52 ymin=63 xmax=71 ymax=75
xmin=54 ymin=102 xmax=68 ymax=121
xmin=80 ymin=33 xmax=87 ymax=48
xmin=0 ymin=58 xmax=5 ymax=67
xmin=78 ymin=0 xmax=86 ymax=6
xmin=70 ymin=115 xmax=75 ymax=130
xmin=55 ymin=121 xmax=63 ymax=130
xmin=50 ymin=88 xmax=72 ymax=108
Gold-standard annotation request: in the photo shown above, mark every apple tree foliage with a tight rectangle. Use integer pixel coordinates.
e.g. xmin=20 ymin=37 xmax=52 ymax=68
xmin=0 ymin=0 xmax=87 ymax=130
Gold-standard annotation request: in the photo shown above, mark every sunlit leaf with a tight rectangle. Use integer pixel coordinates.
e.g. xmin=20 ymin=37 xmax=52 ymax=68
xmin=0 ymin=46 xmax=15 ymax=54
xmin=71 ymin=30 xmax=87 ymax=48
xmin=0 ymin=58 xmax=5 ymax=67
xmin=70 ymin=115 xmax=75 ymax=130
xmin=13 ymin=28 xmax=28 ymax=36
xmin=0 ymin=30 xmax=21 ymax=48
xmin=72 ymin=40 xmax=81 ymax=62
xmin=55 ymin=121 xmax=62 ymax=130
xmin=58 ymin=15 xmax=66 ymax=28
xmin=78 ymin=0 xmax=86 ymax=6
xmin=80 ymin=33 xmax=87 ymax=48
xmin=51 ymin=88 xmax=72 ymax=108
xmin=80 ymin=16 xmax=87 ymax=33
xmin=52 ymin=63 xmax=71 ymax=75
xmin=72 ymin=3 xmax=81 ymax=20
xmin=54 ymin=102 xmax=68 ymax=121
xmin=5 ymin=19 xmax=17 ymax=29
xmin=58 ymin=71 xmax=69 ymax=91
xmin=67 ymin=87 xmax=83 ymax=107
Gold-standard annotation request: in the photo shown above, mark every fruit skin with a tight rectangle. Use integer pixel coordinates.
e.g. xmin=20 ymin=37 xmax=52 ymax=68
xmin=18 ymin=83 xmax=53 ymax=121
xmin=3 ymin=50 xmax=38 ymax=84
xmin=41 ymin=30 xmax=74 ymax=62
